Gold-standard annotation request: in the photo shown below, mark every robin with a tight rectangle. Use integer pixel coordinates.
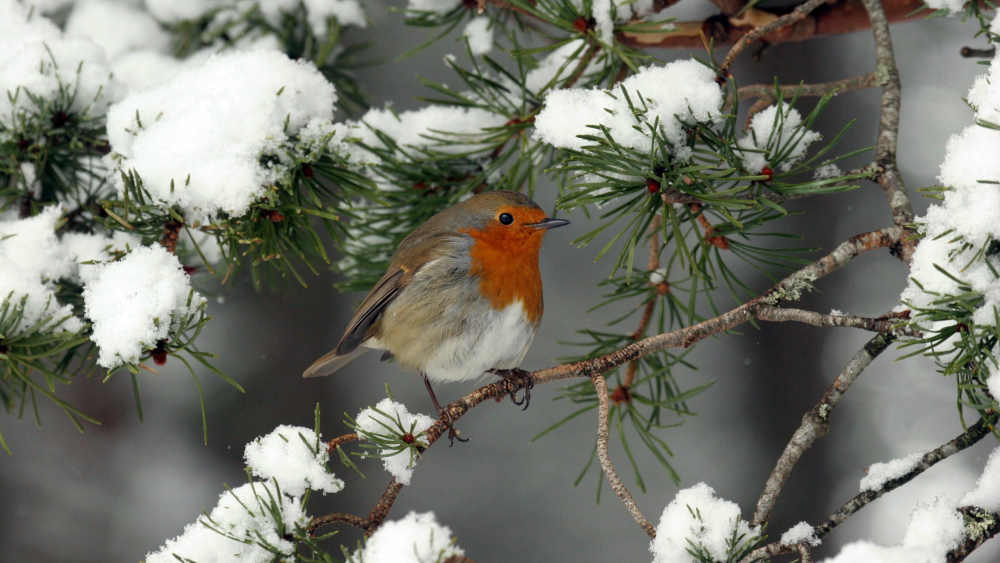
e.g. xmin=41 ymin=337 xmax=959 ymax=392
xmin=303 ymin=190 xmax=568 ymax=439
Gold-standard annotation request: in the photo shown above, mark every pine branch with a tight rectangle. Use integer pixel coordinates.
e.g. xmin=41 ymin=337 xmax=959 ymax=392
xmin=737 ymin=73 xmax=880 ymax=127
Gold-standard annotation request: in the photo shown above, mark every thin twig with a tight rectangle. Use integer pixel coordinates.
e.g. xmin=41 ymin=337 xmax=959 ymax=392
xmin=744 ymin=416 xmax=997 ymax=562
xmin=625 ymin=217 xmax=664 ymax=387
xmin=737 ymin=72 xmax=879 ymax=126
xmin=813 ymin=416 xmax=996 ymax=538
xmin=754 ymin=305 xmax=914 ymax=334
xmin=326 ymin=432 xmax=359 ymax=454
xmin=720 ymin=0 xmax=828 ymax=75
xmin=591 ymin=372 xmax=657 ymax=537
xmin=751 ymin=332 xmax=896 ymax=527
xmin=533 ymin=226 xmax=902 ymax=385
xmin=859 ymin=0 xmax=915 ymax=260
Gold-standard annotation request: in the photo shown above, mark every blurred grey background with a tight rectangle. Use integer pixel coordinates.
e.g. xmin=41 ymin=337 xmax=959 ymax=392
xmin=3 ymin=2 xmax=1000 ymax=561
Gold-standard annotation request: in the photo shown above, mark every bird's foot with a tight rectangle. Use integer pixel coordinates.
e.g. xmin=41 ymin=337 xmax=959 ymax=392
xmin=423 ymin=373 xmax=468 ymax=446
xmin=441 ymin=411 xmax=469 ymax=447
xmin=489 ymin=368 xmax=534 ymax=410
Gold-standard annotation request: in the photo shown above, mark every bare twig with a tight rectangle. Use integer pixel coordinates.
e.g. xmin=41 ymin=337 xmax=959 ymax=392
xmin=591 ymin=372 xmax=657 ymax=537
xmin=625 ymin=217 xmax=664 ymax=387
xmin=534 ymin=226 xmax=901 ymax=384
xmin=737 ymin=72 xmax=879 ymax=126
xmin=326 ymin=432 xmax=359 ymax=454
xmin=720 ymin=0 xmax=829 ymax=75
xmin=745 ymin=416 xmax=998 ymax=562
xmin=859 ymin=0 xmax=915 ymax=259
xmin=751 ymin=332 xmax=896 ymax=527
xmin=814 ymin=416 xmax=996 ymax=538
xmin=754 ymin=305 xmax=913 ymax=334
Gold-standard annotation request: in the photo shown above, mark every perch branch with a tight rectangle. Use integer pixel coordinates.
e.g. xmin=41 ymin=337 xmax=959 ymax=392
xmin=312 ymin=226 xmax=903 ymax=537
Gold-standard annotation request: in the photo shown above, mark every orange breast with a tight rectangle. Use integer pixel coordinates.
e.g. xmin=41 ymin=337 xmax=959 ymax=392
xmin=461 ymin=215 xmax=546 ymax=324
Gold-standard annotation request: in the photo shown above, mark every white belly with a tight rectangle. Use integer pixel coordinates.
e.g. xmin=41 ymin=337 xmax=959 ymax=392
xmin=421 ymin=300 xmax=537 ymax=383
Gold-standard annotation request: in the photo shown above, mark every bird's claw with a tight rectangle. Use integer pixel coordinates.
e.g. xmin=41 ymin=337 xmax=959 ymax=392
xmin=490 ymin=368 xmax=534 ymax=411
xmin=439 ymin=410 xmax=469 ymax=446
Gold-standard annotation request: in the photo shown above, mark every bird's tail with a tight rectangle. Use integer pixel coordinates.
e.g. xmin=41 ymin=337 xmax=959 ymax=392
xmin=302 ymin=346 xmax=368 ymax=378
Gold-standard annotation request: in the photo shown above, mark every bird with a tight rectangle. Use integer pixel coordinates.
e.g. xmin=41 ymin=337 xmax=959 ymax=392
xmin=303 ymin=190 xmax=568 ymax=437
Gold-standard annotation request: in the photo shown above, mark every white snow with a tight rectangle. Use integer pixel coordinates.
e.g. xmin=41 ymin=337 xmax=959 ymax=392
xmin=334 ymin=105 xmax=506 ymax=165
xmin=356 ymin=398 xmax=436 ymax=486
xmin=244 ymin=424 xmax=344 ymax=497
xmin=524 ymin=39 xmax=601 ymax=93
xmin=649 ymin=267 xmax=667 ymax=285
xmin=534 ymin=59 xmax=723 ymax=157
xmin=650 ymin=482 xmax=760 ymax=562
xmin=960 ymin=446 xmax=1000 ymax=511
xmin=922 ymin=0 xmax=966 ymax=13
xmin=105 ymin=49 xmax=337 ymax=221
xmin=0 ymin=1 xmax=120 ymax=127
xmin=82 ymin=244 xmax=205 ymax=369
xmin=900 ymin=50 xmax=1000 ymax=329
xmin=860 ymin=452 xmax=923 ymax=492
xmin=145 ymin=481 xmax=307 ymax=563
xmin=821 ymin=497 xmax=964 ymax=563
xmin=780 ymin=521 xmax=820 ymax=546
xmin=111 ymin=51 xmax=185 ymax=93
xmin=66 ymin=0 xmax=170 ymax=61
xmin=407 ymin=0 xmax=462 ymax=14
xmin=348 ymin=511 xmax=464 ymax=563
xmin=463 ymin=16 xmax=493 ymax=55
xmin=738 ymin=103 xmax=822 ymax=174
xmin=0 ymin=206 xmax=82 ymax=334
xmin=145 ymin=0 xmax=226 ymax=22
xmin=814 ymin=163 xmax=842 ymax=179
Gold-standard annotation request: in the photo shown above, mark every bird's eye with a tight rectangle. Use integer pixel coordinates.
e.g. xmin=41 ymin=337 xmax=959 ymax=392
xmin=498 ymin=212 xmax=514 ymax=225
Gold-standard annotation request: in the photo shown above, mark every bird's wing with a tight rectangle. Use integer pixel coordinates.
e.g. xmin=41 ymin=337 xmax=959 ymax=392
xmin=301 ymin=268 xmax=405 ymax=378
xmin=302 ymin=231 xmax=467 ymax=379
xmin=334 ymin=267 xmax=406 ymax=355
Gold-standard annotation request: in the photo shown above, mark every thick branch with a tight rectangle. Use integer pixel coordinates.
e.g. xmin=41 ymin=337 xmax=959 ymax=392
xmin=859 ymin=0 xmax=915 ymax=256
xmin=619 ymin=0 xmax=932 ymax=50
xmin=814 ymin=416 xmax=996 ymax=538
xmin=591 ymin=372 xmax=657 ymax=537
xmin=751 ymin=332 xmax=896 ymax=527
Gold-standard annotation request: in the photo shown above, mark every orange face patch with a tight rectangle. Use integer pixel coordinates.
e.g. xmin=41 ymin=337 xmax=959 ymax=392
xmin=460 ymin=205 xmax=549 ymax=323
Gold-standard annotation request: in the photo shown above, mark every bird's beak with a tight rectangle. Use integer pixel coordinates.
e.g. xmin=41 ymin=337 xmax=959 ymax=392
xmin=527 ymin=217 xmax=570 ymax=230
